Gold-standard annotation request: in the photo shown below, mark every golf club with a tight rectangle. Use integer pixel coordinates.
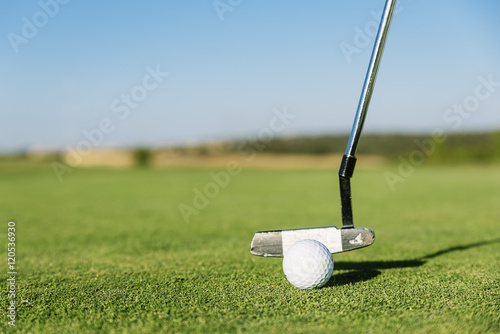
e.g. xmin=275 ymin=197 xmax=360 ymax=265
xmin=250 ymin=0 xmax=397 ymax=257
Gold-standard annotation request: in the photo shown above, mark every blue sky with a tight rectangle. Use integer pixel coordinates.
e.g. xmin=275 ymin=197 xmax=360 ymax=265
xmin=1 ymin=0 xmax=499 ymax=152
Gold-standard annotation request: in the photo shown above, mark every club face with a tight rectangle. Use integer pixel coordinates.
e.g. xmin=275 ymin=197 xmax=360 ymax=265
xmin=250 ymin=226 xmax=374 ymax=257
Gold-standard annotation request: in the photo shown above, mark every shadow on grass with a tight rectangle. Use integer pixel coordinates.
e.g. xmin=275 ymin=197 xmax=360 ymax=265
xmin=324 ymin=269 xmax=381 ymax=287
xmin=325 ymin=237 xmax=500 ymax=288
xmin=421 ymin=238 xmax=500 ymax=259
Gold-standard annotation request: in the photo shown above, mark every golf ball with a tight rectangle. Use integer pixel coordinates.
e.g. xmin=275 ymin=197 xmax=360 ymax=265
xmin=282 ymin=239 xmax=334 ymax=289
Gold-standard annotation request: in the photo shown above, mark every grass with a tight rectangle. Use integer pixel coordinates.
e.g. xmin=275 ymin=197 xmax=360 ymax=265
xmin=0 ymin=162 xmax=499 ymax=333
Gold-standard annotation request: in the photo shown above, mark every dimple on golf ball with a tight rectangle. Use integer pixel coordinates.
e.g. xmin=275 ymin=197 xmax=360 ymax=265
xmin=282 ymin=239 xmax=334 ymax=289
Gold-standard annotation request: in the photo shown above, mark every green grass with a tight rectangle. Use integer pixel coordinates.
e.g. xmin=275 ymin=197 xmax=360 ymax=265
xmin=1 ymin=162 xmax=499 ymax=333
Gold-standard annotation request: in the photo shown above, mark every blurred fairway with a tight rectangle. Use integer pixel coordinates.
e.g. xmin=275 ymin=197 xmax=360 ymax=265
xmin=0 ymin=162 xmax=499 ymax=333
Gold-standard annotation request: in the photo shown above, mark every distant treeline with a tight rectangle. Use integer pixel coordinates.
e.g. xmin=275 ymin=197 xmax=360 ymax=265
xmin=185 ymin=131 xmax=500 ymax=163
xmin=3 ymin=131 xmax=500 ymax=166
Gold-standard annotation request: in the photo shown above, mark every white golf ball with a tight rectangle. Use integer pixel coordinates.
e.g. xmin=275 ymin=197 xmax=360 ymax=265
xmin=282 ymin=239 xmax=334 ymax=289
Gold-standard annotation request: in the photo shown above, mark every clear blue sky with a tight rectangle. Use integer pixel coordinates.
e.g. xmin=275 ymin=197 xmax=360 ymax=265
xmin=1 ymin=0 xmax=499 ymax=152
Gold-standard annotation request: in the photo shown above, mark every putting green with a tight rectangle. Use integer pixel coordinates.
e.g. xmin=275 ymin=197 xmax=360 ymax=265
xmin=0 ymin=162 xmax=499 ymax=333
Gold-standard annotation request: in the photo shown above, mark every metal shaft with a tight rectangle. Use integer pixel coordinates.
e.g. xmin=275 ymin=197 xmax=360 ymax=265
xmin=338 ymin=0 xmax=397 ymax=229
xmin=344 ymin=0 xmax=397 ymax=157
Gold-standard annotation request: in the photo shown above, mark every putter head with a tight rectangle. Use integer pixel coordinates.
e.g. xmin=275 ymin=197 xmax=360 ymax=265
xmin=250 ymin=226 xmax=374 ymax=257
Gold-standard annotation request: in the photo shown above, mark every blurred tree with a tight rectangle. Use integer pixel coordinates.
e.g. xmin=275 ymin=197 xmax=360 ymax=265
xmin=134 ymin=147 xmax=151 ymax=167
xmin=494 ymin=131 xmax=500 ymax=160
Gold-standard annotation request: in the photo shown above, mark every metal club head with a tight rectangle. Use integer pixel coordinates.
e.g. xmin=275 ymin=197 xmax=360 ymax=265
xmin=250 ymin=226 xmax=374 ymax=257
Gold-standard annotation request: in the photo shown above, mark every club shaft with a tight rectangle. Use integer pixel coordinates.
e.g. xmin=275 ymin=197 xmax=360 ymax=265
xmin=344 ymin=0 xmax=397 ymax=157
